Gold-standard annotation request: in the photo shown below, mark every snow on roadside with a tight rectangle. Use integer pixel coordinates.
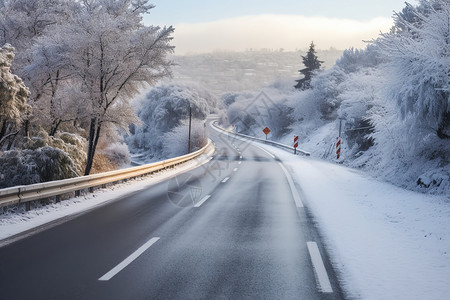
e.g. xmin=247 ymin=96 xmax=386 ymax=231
xmin=0 ymin=151 xmax=213 ymax=242
xmin=259 ymin=142 xmax=450 ymax=300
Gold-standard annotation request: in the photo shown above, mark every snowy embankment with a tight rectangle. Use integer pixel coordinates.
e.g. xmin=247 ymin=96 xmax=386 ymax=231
xmin=259 ymin=143 xmax=450 ymax=300
xmin=0 ymin=151 xmax=213 ymax=244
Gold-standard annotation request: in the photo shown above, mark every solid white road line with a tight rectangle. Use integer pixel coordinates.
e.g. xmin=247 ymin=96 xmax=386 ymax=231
xmin=256 ymin=145 xmax=276 ymax=159
xmin=194 ymin=195 xmax=211 ymax=208
xmin=253 ymin=144 xmax=303 ymax=208
xmin=307 ymin=242 xmax=333 ymax=293
xmin=99 ymin=237 xmax=160 ymax=281
xmin=222 ymin=177 xmax=230 ymax=183
xmin=278 ymin=163 xmax=304 ymax=208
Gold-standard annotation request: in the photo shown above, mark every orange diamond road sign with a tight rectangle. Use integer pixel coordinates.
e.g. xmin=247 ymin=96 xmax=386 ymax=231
xmin=263 ymin=127 xmax=271 ymax=135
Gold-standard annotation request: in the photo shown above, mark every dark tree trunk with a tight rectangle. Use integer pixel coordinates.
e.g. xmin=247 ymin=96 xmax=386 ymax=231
xmin=437 ymin=111 xmax=450 ymax=139
xmin=0 ymin=119 xmax=7 ymax=141
xmin=84 ymin=118 xmax=102 ymax=175
xmin=6 ymin=136 xmax=15 ymax=150
xmin=24 ymin=119 xmax=30 ymax=138
xmin=49 ymin=119 xmax=62 ymax=137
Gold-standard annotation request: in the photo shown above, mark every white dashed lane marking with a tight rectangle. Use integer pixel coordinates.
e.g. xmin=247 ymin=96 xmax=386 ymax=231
xmin=99 ymin=237 xmax=160 ymax=281
xmin=194 ymin=195 xmax=211 ymax=208
xmin=307 ymin=241 xmax=333 ymax=293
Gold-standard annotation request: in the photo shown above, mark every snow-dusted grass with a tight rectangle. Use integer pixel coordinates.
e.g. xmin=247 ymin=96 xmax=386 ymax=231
xmin=258 ymin=142 xmax=450 ymax=300
xmin=0 ymin=152 xmax=213 ymax=242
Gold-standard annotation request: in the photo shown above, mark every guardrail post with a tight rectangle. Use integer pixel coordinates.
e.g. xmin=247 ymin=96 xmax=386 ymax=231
xmin=25 ymin=201 xmax=32 ymax=211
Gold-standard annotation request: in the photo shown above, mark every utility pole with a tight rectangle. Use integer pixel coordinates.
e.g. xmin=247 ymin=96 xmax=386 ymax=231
xmin=188 ymin=104 xmax=192 ymax=153
xmin=338 ymin=117 xmax=345 ymax=137
xmin=337 ymin=117 xmax=345 ymax=160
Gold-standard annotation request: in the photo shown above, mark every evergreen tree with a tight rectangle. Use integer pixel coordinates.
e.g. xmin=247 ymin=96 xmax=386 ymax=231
xmin=294 ymin=42 xmax=323 ymax=90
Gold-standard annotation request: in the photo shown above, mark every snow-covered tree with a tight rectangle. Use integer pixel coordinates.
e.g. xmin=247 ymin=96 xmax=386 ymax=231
xmin=373 ymin=0 xmax=450 ymax=139
xmin=294 ymin=42 xmax=323 ymax=90
xmin=25 ymin=39 xmax=80 ymax=137
xmin=0 ymin=0 xmax=74 ymax=72
xmin=0 ymin=0 xmax=78 ymax=140
xmin=0 ymin=43 xmax=30 ymax=149
xmin=38 ymin=0 xmax=175 ymax=175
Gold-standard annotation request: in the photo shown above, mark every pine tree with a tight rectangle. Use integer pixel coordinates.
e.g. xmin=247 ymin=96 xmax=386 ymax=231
xmin=294 ymin=42 xmax=323 ymax=90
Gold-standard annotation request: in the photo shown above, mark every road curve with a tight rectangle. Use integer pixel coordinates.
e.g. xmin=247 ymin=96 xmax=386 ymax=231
xmin=0 ymin=121 xmax=345 ymax=300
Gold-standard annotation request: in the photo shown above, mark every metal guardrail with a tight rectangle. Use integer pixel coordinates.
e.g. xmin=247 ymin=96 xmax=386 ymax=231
xmin=212 ymin=122 xmax=311 ymax=156
xmin=0 ymin=140 xmax=214 ymax=209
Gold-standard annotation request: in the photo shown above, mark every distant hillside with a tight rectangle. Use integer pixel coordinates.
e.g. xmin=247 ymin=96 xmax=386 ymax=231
xmin=171 ymin=49 xmax=343 ymax=95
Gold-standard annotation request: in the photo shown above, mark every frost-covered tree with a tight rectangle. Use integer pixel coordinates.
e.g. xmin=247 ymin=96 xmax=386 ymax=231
xmin=0 ymin=43 xmax=30 ymax=149
xmin=39 ymin=0 xmax=175 ymax=174
xmin=294 ymin=42 xmax=323 ymax=90
xmin=25 ymin=39 xmax=80 ymax=137
xmin=0 ymin=0 xmax=74 ymax=71
xmin=0 ymin=0 xmax=78 ymax=139
xmin=373 ymin=0 xmax=450 ymax=139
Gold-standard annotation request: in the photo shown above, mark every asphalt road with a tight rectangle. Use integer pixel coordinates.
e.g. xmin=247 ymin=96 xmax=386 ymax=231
xmin=0 ymin=123 xmax=345 ymax=300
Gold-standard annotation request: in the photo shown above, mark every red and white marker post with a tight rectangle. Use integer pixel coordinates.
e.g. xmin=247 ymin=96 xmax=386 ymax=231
xmin=294 ymin=135 xmax=299 ymax=154
xmin=336 ymin=137 xmax=342 ymax=159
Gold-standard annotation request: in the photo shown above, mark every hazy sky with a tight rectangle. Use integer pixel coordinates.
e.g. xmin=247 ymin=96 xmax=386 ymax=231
xmin=143 ymin=1 xmax=417 ymax=54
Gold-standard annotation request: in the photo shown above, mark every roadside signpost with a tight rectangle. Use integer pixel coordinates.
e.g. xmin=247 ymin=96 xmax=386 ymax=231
xmin=263 ymin=127 xmax=271 ymax=140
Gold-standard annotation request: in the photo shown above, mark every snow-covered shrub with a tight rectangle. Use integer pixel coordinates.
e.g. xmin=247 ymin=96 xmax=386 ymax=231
xmin=100 ymin=142 xmax=131 ymax=168
xmin=0 ymin=146 xmax=78 ymax=188
xmin=163 ymin=121 xmax=207 ymax=158
xmin=0 ymin=44 xmax=31 ymax=149
xmin=367 ymin=93 xmax=450 ymax=194
xmin=0 ymin=44 xmax=30 ymax=124
xmin=22 ymin=129 xmax=86 ymax=176
xmin=337 ymin=69 xmax=383 ymax=157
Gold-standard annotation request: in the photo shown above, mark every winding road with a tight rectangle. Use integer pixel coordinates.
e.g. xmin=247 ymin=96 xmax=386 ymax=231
xmin=0 ymin=122 xmax=345 ymax=299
